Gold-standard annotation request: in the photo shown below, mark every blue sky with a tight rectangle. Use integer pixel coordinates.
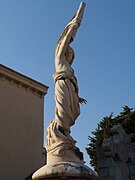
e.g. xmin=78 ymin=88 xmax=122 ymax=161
xmin=1 ymin=0 xmax=135 ymax=168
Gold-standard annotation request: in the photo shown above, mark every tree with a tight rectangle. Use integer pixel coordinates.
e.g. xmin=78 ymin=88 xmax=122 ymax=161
xmin=86 ymin=106 xmax=135 ymax=172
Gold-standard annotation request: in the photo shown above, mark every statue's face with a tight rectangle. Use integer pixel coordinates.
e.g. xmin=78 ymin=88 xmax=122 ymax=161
xmin=65 ymin=47 xmax=74 ymax=65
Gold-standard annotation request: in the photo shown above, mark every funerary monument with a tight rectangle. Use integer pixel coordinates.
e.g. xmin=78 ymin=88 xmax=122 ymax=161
xmin=97 ymin=124 xmax=135 ymax=180
xmin=33 ymin=2 xmax=97 ymax=180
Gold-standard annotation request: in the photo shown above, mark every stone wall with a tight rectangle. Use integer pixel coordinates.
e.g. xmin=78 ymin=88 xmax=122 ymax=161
xmin=97 ymin=124 xmax=135 ymax=180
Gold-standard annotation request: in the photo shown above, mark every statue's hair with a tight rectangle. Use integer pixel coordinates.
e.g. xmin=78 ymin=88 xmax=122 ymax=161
xmin=66 ymin=46 xmax=75 ymax=65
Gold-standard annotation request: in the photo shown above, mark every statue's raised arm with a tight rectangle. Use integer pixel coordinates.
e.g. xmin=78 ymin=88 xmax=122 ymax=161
xmin=55 ymin=2 xmax=86 ymax=58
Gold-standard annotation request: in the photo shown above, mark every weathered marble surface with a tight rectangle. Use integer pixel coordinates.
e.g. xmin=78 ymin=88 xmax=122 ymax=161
xmin=32 ymin=162 xmax=97 ymax=180
xmin=33 ymin=2 xmax=97 ymax=180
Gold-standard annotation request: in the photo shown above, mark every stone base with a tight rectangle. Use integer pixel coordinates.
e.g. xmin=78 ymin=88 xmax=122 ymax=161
xmin=32 ymin=162 xmax=97 ymax=180
xmin=36 ymin=178 xmax=95 ymax=180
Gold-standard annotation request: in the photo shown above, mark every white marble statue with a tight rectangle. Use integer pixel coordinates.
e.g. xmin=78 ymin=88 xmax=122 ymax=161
xmin=46 ymin=2 xmax=86 ymax=163
xmin=32 ymin=3 xmax=98 ymax=179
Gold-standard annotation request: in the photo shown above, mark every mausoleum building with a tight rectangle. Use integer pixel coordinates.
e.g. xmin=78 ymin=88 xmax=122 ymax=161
xmin=0 ymin=64 xmax=48 ymax=180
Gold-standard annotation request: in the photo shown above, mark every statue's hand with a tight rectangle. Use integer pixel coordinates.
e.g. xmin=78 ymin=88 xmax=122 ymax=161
xmin=79 ymin=97 xmax=87 ymax=105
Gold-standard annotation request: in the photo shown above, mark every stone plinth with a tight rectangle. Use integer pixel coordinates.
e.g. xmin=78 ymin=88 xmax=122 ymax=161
xmin=35 ymin=178 xmax=94 ymax=180
xmin=32 ymin=162 xmax=97 ymax=180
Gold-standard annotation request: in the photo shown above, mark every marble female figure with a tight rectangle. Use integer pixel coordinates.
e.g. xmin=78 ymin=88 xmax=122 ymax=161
xmin=32 ymin=3 xmax=98 ymax=180
xmin=46 ymin=2 xmax=86 ymax=158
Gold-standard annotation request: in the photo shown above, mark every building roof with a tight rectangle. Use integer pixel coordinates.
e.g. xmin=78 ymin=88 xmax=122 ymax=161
xmin=0 ymin=64 xmax=48 ymax=97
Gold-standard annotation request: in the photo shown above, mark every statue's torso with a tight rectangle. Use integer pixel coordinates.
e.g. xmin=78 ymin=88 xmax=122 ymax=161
xmin=55 ymin=55 xmax=74 ymax=75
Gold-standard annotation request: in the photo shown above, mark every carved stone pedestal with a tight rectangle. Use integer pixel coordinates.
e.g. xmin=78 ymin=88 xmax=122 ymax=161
xmin=32 ymin=162 xmax=97 ymax=180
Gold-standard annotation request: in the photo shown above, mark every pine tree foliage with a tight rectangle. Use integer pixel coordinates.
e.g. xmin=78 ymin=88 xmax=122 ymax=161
xmin=86 ymin=106 xmax=135 ymax=172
